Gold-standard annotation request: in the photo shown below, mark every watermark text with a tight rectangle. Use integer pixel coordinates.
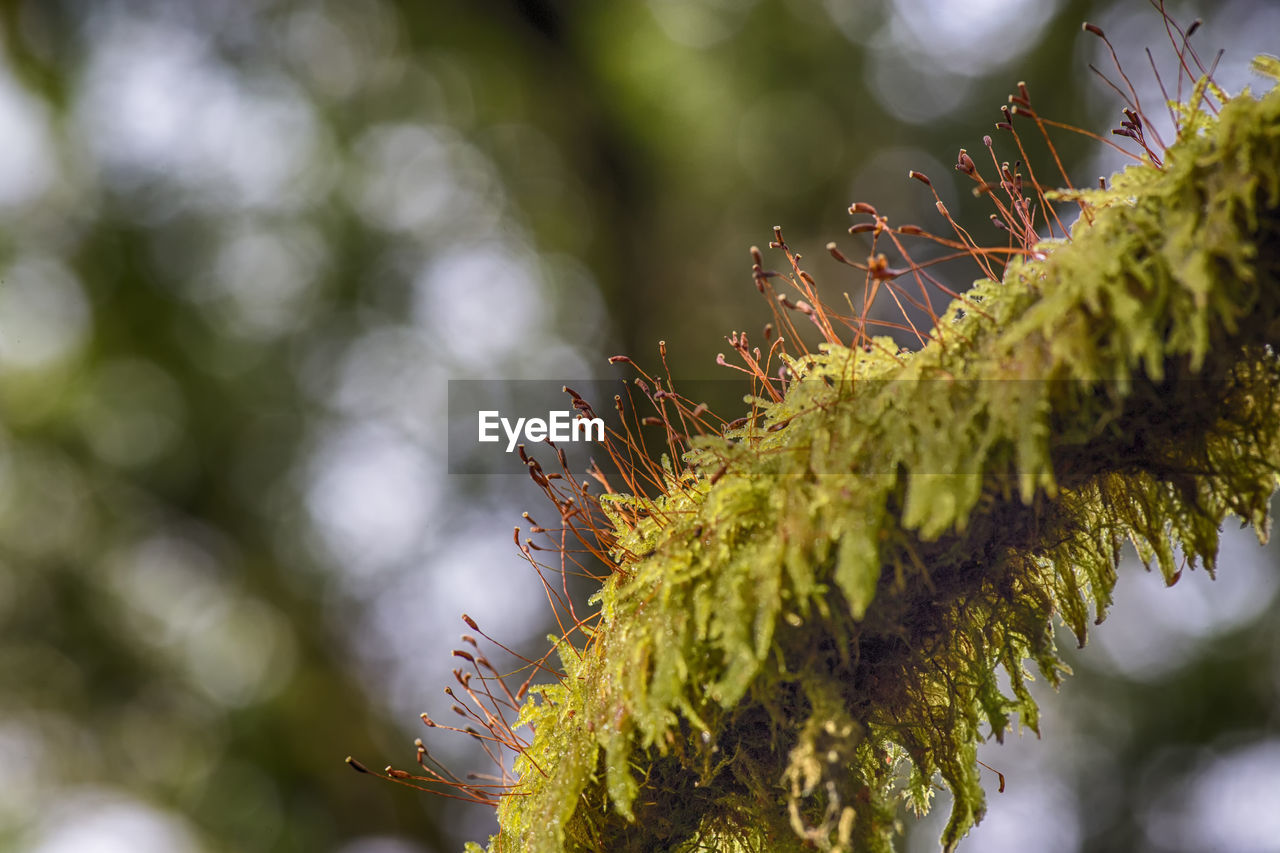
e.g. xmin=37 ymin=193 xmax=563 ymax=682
xmin=478 ymin=410 xmax=605 ymax=452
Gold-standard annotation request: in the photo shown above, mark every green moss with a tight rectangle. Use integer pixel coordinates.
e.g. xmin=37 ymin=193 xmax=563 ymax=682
xmin=482 ymin=67 xmax=1280 ymax=852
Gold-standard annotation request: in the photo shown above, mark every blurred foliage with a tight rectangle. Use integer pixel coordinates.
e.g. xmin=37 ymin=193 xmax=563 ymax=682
xmin=0 ymin=0 xmax=1276 ymax=851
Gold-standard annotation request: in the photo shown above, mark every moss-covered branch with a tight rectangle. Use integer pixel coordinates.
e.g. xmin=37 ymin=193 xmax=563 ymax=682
xmin=454 ymin=57 xmax=1280 ymax=853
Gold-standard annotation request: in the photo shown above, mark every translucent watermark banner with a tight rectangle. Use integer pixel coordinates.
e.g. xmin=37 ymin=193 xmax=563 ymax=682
xmin=448 ymin=379 xmax=749 ymax=476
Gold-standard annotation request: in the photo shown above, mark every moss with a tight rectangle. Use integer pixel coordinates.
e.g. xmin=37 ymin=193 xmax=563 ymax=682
xmin=475 ymin=62 xmax=1280 ymax=853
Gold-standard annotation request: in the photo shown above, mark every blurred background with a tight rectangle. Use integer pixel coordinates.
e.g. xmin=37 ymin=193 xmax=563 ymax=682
xmin=0 ymin=1 xmax=1277 ymax=851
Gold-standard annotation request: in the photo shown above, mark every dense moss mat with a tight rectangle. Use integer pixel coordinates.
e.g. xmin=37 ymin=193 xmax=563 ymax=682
xmin=475 ymin=64 xmax=1280 ymax=852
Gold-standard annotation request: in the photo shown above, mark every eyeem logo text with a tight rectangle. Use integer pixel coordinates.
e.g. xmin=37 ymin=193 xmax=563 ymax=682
xmin=478 ymin=410 xmax=605 ymax=453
